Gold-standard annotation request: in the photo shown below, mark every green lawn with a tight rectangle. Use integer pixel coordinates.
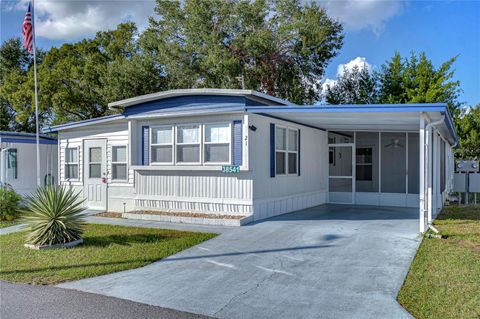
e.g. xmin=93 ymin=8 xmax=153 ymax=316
xmin=398 ymin=205 xmax=480 ymax=319
xmin=0 ymin=224 xmax=216 ymax=285
xmin=0 ymin=220 xmax=21 ymax=228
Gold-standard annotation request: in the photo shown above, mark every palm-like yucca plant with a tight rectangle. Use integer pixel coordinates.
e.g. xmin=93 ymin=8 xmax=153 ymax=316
xmin=23 ymin=186 xmax=86 ymax=246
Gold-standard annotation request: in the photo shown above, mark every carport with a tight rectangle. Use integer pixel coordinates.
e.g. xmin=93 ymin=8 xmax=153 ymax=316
xmin=247 ymin=103 xmax=458 ymax=232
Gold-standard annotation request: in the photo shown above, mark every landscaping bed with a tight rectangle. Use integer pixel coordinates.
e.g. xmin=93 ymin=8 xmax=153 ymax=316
xmin=134 ymin=210 xmax=245 ymax=219
xmin=0 ymin=223 xmax=216 ymax=285
xmin=124 ymin=210 xmax=252 ymax=226
xmin=95 ymin=211 xmax=123 ymax=218
xmin=398 ymin=205 xmax=480 ymax=319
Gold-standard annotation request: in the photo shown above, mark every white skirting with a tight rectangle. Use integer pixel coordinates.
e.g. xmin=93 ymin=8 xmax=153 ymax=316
xmin=135 ymin=198 xmax=253 ymax=216
xmin=354 ymin=192 xmax=419 ymax=207
xmin=252 ymin=191 xmax=327 ymax=221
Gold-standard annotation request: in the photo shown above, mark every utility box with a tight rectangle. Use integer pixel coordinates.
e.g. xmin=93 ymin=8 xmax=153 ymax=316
xmin=453 ymin=173 xmax=466 ymax=192
xmin=470 ymin=173 xmax=480 ymax=193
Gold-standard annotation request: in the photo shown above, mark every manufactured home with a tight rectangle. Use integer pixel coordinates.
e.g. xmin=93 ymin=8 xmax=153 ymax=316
xmin=44 ymin=89 xmax=457 ymax=232
xmin=0 ymin=131 xmax=58 ymax=195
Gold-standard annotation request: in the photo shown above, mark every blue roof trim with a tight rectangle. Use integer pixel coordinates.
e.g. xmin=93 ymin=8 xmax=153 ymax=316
xmin=43 ymin=114 xmax=125 ymax=133
xmin=125 ymin=104 xmax=246 ymax=118
xmin=123 ymin=95 xmax=246 ymax=116
xmin=245 ymin=103 xmax=448 ymax=113
xmin=0 ymin=137 xmax=57 ymax=145
xmin=0 ymin=131 xmax=57 ymax=141
xmin=441 ymin=110 xmax=459 ymax=146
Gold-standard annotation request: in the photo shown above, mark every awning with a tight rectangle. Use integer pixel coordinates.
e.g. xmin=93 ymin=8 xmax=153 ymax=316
xmin=246 ymin=104 xmax=458 ymax=146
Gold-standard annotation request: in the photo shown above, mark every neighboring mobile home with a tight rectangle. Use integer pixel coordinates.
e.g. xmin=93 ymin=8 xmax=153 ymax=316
xmin=44 ymin=89 xmax=458 ymax=232
xmin=0 ymin=131 xmax=58 ymax=195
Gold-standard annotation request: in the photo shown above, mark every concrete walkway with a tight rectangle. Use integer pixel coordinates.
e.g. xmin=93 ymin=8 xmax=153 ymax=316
xmin=87 ymin=216 xmax=231 ymax=234
xmin=0 ymin=224 xmax=26 ymax=235
xmin=59 ymin=205 xmax=421 ymax=319
xmin=0 ymin=215 xmax=230 ymax=236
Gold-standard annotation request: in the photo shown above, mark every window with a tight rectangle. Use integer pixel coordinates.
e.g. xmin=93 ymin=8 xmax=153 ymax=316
xmin=204 ymin=123 xmax=230 ymax=163
xmin=65 ymin=147 xmax=78 ymax=179
xmin=356 ymin=147 xmax=373 ymax=181
xmin=6 ymin=149 xmax=17 ymax=180
xmin=176 ymin=125 xmax=200 ymax=163
xmin=275 ymin=127 xmax=286 ymax=174
xmin=275 ymin=127 xmax=298 ymax=175
xmin=151 ymin=126 xmax=173 ymax=163
xmin=89 ymin=147 xmax=102 ymax=178
xmin=112 ymin=146 xmax=127 ymax=181
xmin=288 ymin=129 xmax=298 ymax=174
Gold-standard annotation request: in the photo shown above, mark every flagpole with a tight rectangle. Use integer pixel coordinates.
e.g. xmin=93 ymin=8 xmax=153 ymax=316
xmin=31 ymin=0 xmax=40 ymax=186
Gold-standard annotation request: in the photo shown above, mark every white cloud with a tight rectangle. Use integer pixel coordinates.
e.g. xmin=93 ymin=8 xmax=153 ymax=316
xmin=321 ymin=56 xmax=373 ymax=95
xmin=321 ymin=78 xmax=338 ymax=93
xmin=320 ymin=0 xmax=407 ymax=35
xmin=12 ymin=0 xmax=155 ymax=40
xmin=337 ymin=57 xmax=372 ymax=77
xmin=7 ymin=0 xmax=406 ymax=40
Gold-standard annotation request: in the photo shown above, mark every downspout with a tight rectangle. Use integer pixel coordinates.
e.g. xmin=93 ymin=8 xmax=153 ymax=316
xmin=424 ymin=116 xmax=445 ymax=233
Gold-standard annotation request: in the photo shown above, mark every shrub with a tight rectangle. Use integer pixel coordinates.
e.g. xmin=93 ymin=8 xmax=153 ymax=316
xmin=0 ymin=186 xmax=22 ymax=221
xmin=23 ymin=186 xmax=86 ymax=246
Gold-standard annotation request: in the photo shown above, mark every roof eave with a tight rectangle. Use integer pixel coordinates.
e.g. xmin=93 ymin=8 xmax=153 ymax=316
xmin=42 ymin=114 xmax=125 ymax=133
xmin=108 ymin=89 xmax=293 ymax=109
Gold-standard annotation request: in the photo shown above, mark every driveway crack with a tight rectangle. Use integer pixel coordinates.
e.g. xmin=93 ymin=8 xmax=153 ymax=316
xmin=213 ymin=272 xmax=275 ymax=317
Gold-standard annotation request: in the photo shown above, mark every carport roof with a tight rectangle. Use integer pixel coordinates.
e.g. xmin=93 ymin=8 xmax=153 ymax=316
xmin=246 ymin=103 xmax=458 ymax=146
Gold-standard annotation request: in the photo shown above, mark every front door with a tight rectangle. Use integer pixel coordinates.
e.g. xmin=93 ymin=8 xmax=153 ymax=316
xmin=83 ymin=139 xmax=107 ymax=210
xmin=328 ymin=144 xmax=354 ymax=204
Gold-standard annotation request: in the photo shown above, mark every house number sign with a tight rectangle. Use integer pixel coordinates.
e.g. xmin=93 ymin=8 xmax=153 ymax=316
xmin=221 ymin=165 xmax=240 ymax=173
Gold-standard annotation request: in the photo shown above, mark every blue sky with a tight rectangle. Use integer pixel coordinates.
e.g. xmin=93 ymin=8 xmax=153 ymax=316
xmin=1 ymin=0 xmax=479 ymax=106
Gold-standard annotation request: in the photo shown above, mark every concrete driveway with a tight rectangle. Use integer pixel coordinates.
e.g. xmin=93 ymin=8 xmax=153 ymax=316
xmin=59 ymin=205 xmax=421 ymax=319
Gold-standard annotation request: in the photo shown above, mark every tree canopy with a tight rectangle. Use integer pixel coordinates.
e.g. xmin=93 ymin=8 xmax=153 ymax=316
xmin=323 ymin=52 xmax=462 ymax=114
xmin=1 ymin=23 xmax=165 ymax=129
xmin=455 ymin=105 xmax=480 ymax=160
xmin=142 ymin=0 xmax=344 ymax=104
xmin=324 ymin=65 xmax=377 ymax=104
xmin=0 ymin=38 xmax=45 ymax=131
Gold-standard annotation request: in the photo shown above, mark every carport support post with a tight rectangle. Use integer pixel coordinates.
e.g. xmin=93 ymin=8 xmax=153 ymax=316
xmin=427 ymin=127 xmax=434 ymax=225
xmin=419 ymin=114 xmax=426 ymax=233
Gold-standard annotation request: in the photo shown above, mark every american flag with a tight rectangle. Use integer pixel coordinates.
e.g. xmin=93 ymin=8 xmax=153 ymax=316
xmin=22 ymin=2 xmax=34 ymax=54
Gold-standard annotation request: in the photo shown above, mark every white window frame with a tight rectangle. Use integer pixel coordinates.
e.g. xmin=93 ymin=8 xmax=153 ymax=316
xmin=287 ymin=128 xmax=299 ymax=175
xmin=275 ymin=126 xmax=299 ymax=176
xmin=203 ymin=122 xmax=232 ymax=165
xmin=275 ymin=126 xmax=287 ymax=175
xmin=175 ymin=124 xmax=202 ymax=165
xmin=150 ymin=126 xmax=174 ymax=165
xmin=6 ymin=148 xmax=18 ymax=180
xmin=64 ymin=147 xmax=79 ymax=181
xmin=111 ymin=145 xmax=128 ymax=182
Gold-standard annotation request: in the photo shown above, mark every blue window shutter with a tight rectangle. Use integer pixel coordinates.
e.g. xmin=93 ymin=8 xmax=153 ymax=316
xmin=270 ymin=123 xmax=275 ymax=177
xmin=142 ymin=126 xmax=150 ymax=165
xmin=232 ymin=120 xmax=243 ymax=166
xmin=298 ymin=129 xmax=301 ymax=176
